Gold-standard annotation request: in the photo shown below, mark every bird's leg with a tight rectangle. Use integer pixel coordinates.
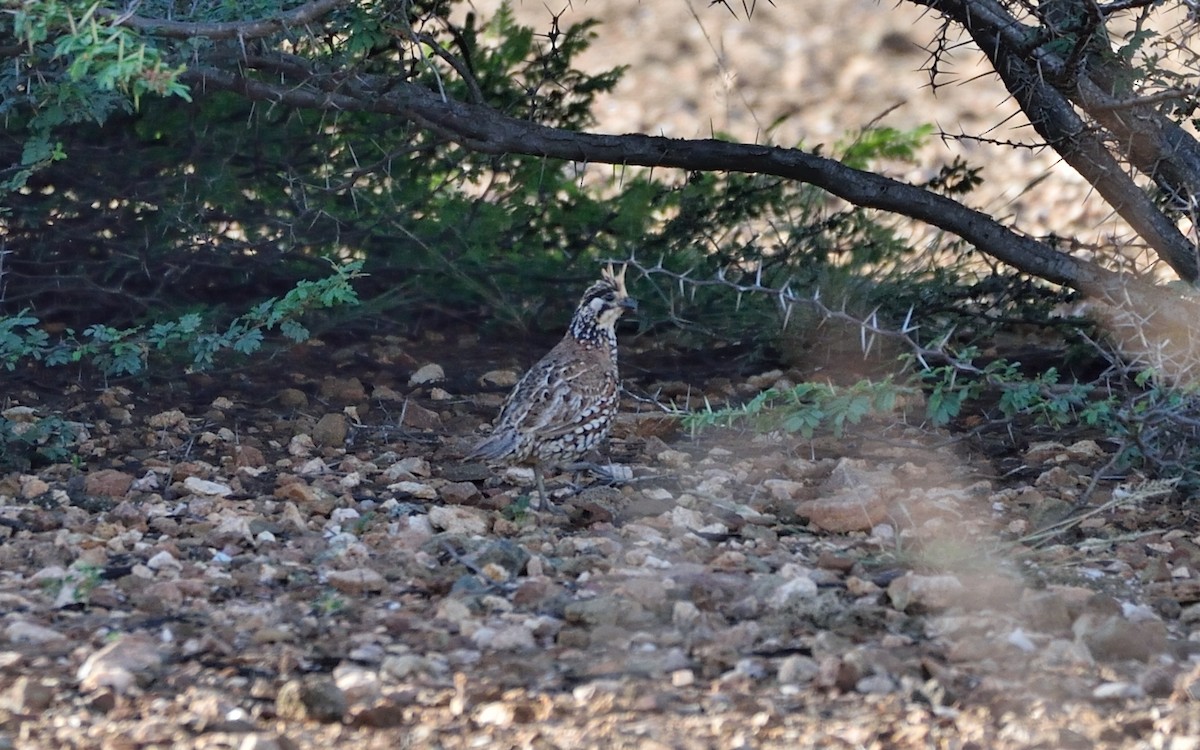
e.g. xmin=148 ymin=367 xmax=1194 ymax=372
xmin=562 ymin=460 xmax=633 ymax=484
xmin=533 ymin=464 xmax=549 ymax=511
xmin=530 ymin=464 xmax=568 ymax=515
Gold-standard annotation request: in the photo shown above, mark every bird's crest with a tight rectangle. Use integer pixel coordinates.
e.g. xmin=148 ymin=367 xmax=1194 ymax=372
xmin=601 ymin=263 xmax=630 ymax=298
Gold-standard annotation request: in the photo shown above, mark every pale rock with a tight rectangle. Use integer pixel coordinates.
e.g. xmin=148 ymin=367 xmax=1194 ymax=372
xmin=672 ymin=601 xmax=701 ymax=628
xmin=147 ymin=409 xmax=188 ymax=430
xmin=870 ymin=523 xmax=895 ymax=541
xmin=326 ymin=568 xmax=387 ymax=595
xmin=1065 ymin=439 xmax=1105 ymax=460
xmin=778 ymin=655 xmax=820 ymax=685
xmin=1006 ymin=628 xmax=1037 ymax=653
xmin=146 ymin=550 xmax=182 ymax=574
xmin=389 ymin=481 xmax=438 ymax=500
xmin=767 ymin=576 xmax=818 ymax=609
xmin=19 ymin=475 xmax=50 ymax=499
xmin=856 ymin=674 xmax=897 ymax=694
xmin=473 ymin=624 xmax=535 ymax=651
xmin=428 ymin=505 xmax=489 ymax=535
xmin=409 ymin=363 xmax=445 ymax=386
xmin=1024 ymin=441 xmax=1066 ymax=464
xmin=78 ymin=634 xmax=163 ymax=693
xmin=131 ymin=472 xmax=162 ymax=492
xmin=288 ymin=433 xmax=316 ymax=457
xmin=30 ymin=565 xmax=67 ymax=583
xmin=209 ymin=514 xmax=254 ymax=545
xmin=332 ymin=663 xmax=382 ymax=704
xmin=1093 ymin=681 xmax=1145 ymax=700
xmin=481 ymin=369 xmax=519 ymax=388
xmin=887 ymin=574 xmax=965 ymax=612
xmin=642 ymin=487 xmax=674 ymax=502
xmin=657 ymin=449 xmax=692 ymax=469
xmin=5 ymin=620 xmax=66 ymax=645
xmin=183 ymin=476 xmax=233 ymax=497
xmin=391 ymin=457 xmax=431 ymax=478
xmin=671 ymin=669 xmax=695 ymax=687
xmin=474 ymin=701 xmax=515 ymax=727
xmin=346 ymin=643 xmax=385 ymax=664
xmin=275 ymin=677 xmax=346 ymax=723
xmin=381 ymin=654 xmax=426 ymax=680
xmin=239 ymin=733 xmax=290 ymax=750
xmin=405 ymin=513 xmax=435 ymax=537
xmin=1121 ymin=602 xmax=1161 ymax=623
xmin=762 ymin=478 xmax=805 ymax=501
xmin=1 ymin=406 xmax=37 ymax=422
xmin=503 ymin=466 xmax=535 ymax=486
xmin=296 ymin=458 xmax=330 ymax=477
xmin=670 ymin=506 xmax=706 ymax=529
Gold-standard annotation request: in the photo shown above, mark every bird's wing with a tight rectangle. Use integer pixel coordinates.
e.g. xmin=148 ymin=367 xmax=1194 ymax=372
xmin=494 ymin=347 xmax=615 ymax=439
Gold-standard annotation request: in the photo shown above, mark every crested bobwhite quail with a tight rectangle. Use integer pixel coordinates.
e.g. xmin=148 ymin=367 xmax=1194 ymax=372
xmin=468 ymin=264 xmax=637 ymax=508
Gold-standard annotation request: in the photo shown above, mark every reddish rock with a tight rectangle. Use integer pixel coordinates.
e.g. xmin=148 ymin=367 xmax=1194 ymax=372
xmin=400 ymin=401 xmax=442 ymax=430
xmin=797 ymin=489 xmax=892 ymax=533
xmin=84 ymin=469 xmax=134 ymax=498
xmin=326 ymin=568 xmax=387 ymax=595
xmin=235 ymin=444 xmax=266 ymax=467
xmin=312 ymin=413 xmax=349 ymax=446
xmin=278 ymin=388 xmax=309 ymax=408
xmin=440 ymin=481 xmax=482 ymax=505
xmin=319 ymin=376 xmax=366 ymax=405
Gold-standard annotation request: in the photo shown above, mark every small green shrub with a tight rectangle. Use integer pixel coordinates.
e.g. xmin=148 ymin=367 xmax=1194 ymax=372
xmin=0 ymin=413 xmax=81 ymax=471
xmin=683 ymin=378 xmax=913 ymax=438
xmin=0 ymin=259 xmax=363 ymax=377
xmin=686 ymin=343 xmax=1200 ymax=491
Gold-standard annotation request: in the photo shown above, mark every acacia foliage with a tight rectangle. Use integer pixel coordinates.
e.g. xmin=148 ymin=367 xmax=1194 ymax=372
xmin=5 ymin=0 xmax=1200 ymax=345
xmin=3 ymin=0 xmax=974 ymax=340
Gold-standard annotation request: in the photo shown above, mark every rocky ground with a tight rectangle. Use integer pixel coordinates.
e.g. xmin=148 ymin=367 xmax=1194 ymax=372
xmin=2 ymin=1 xmax=1195 ymax=748
xmin=3 ymin=327 xmax=1200 ymax=749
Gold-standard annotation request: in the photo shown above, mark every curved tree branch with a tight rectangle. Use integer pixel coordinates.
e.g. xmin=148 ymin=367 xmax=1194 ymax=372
xmin=183 ymin=63 xmax=1155 ymax=307
xmin=95 ymin=0 xmax=348 ymax=40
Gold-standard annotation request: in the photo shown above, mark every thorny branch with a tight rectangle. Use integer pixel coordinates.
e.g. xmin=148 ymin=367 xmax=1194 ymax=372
xmin=626 ymin=258 xmax=1200 ymax=496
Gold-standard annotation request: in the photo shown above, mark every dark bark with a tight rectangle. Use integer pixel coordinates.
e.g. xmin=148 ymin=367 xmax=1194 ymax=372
xmin=913 ymin=0 xmax=1200 ymax=281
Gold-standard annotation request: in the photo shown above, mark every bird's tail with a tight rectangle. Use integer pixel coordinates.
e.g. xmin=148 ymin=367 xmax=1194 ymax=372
xmin=465 ymin=431 xmax=517 ymax=461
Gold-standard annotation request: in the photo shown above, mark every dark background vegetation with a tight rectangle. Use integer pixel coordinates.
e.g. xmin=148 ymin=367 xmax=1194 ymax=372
xmin=4 ymin=0 xmax=1200 ymax=484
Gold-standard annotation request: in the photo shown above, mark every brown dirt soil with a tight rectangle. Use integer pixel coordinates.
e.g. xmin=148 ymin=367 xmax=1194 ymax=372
xmin=2 ymin=323 xmax=1200 ymax=749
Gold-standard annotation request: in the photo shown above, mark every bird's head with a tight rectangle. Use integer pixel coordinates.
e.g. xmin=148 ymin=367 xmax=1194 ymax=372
xmin=569 ymin=263 xmax=638 ymax=342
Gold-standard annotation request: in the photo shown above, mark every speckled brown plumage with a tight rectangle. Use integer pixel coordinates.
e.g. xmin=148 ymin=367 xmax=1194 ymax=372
xmin=468 ymin=264 xmax=637 ymax=507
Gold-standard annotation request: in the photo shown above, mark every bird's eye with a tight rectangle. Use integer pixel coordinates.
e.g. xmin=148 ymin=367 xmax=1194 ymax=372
xmin=603 ymin=291 xmax=617 ymax=302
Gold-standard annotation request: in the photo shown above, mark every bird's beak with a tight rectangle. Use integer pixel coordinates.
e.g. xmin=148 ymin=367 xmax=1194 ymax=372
xmin=620 ymin=297 xmax=638 ymax=311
